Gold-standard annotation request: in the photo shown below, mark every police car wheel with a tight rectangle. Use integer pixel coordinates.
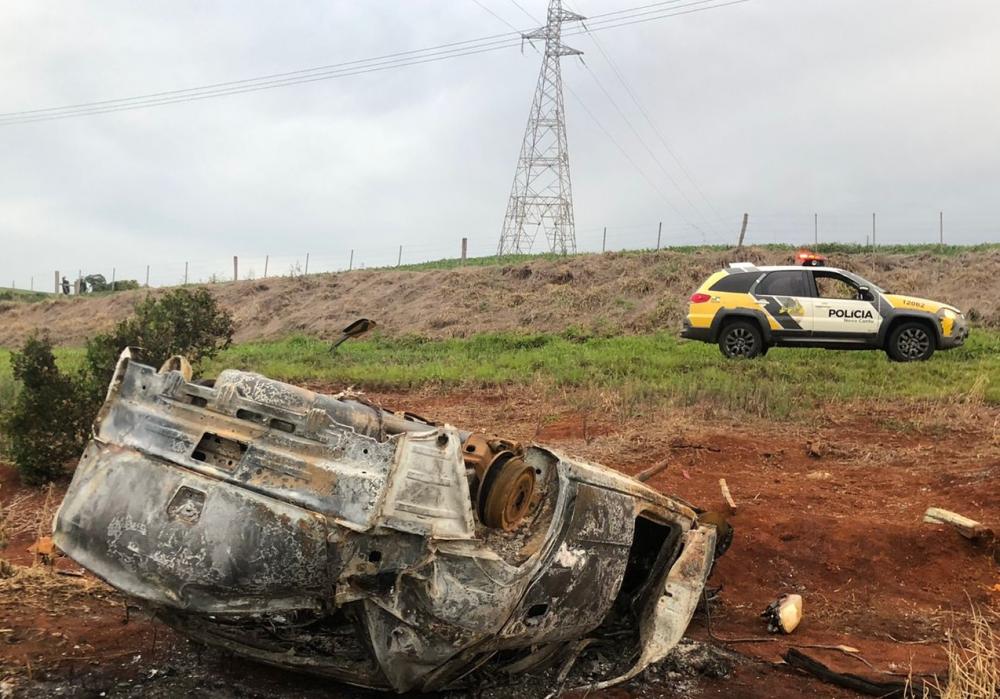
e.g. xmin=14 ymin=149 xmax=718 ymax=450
xmin=719 ymin=321 xmax=763 ymax=359
xmin=887 ymin=322 xmax=935 ymax=362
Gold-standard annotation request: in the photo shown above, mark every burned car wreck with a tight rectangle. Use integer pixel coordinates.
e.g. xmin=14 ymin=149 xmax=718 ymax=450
xmin=54 ymin=351 xmax=727 ymax=692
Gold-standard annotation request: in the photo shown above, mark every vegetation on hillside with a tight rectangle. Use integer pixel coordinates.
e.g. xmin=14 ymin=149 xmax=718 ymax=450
xmin=393 ymin=242 xmax=1000 ymax=272
xmin=0 ymin=335 xmax=91 ymax=484
xmin=0 ymin=289 xmax=234 ymax=483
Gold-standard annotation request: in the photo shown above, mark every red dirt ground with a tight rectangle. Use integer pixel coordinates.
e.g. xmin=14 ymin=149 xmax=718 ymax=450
xmin=2 ymin=387 xmax=998 ymax=697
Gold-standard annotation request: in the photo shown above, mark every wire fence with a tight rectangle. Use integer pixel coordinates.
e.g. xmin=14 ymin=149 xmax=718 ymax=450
xmin=5 ymin=211 xmax=997 ymax=295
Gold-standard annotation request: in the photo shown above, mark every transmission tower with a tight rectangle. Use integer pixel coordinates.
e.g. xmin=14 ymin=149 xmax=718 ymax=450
xmin=498 ymin=0 xmax=584 ymax=256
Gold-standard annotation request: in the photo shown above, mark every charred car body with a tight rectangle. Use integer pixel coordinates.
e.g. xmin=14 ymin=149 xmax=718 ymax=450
xmin=54 ymin=352 xmax=725 ymax=692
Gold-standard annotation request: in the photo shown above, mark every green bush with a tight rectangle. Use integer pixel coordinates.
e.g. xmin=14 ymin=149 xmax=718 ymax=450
xmin=0 ymin=335 xmax=91 ymax=484
xmin=1 ymin=289 xmax=234 ymax=485
xmin=83 ymin=288 xmax=234 ymax=399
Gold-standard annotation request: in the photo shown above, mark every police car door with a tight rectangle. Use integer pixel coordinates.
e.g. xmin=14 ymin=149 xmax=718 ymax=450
xmin=751 ymin=270 xmax=813 ymax=335
xmin=810 ymin=271 xmax=881 ymax=338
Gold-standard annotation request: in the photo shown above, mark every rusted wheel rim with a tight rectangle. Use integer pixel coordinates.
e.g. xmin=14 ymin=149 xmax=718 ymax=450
xmin=481 ymin=457 xmax=535 ymax=531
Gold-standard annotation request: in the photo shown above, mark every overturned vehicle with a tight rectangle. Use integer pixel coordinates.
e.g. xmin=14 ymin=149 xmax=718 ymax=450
xmin=54 ymin=352 xmax=728 ymax=692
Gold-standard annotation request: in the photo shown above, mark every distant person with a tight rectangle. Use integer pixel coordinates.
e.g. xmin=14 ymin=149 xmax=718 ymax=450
xmin=61 ymin=276 xmax=70 ymax=295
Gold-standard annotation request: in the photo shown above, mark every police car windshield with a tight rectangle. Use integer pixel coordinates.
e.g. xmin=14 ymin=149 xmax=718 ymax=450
xmin=841 ymin=271 xmax=885 ymax=293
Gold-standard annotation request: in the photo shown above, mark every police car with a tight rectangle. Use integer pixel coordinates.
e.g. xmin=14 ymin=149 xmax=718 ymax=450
xmin=681 ymin=263 xmax=969 ymax=361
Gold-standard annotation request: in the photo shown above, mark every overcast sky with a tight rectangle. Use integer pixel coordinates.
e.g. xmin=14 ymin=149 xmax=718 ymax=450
xmin=2 ymin=0 xmax=998 ymax=288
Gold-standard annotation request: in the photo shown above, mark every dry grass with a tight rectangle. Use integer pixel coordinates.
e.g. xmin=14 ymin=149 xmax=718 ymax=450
xmin=0 ymin=483 xmax=47 ymax=549
xmin=0 ymin=484 xmax=9 ymax=549
xmin=918 ymin=607 xmax=1000 ymax=698
xmin=1 ymin=246 xmax=999 ymax=349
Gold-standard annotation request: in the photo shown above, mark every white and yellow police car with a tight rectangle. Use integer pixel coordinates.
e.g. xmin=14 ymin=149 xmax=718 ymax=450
xmin=681 ymin=263 xmax=969 ymax=361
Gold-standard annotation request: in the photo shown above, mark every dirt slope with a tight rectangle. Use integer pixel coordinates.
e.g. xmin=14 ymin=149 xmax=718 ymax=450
xmin=2 ymin=247 xmax=998 ymax=348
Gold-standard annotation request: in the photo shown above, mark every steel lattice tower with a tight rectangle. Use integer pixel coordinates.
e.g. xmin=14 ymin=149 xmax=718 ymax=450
xmin=498 ymin=0 xmax=584 ymax=256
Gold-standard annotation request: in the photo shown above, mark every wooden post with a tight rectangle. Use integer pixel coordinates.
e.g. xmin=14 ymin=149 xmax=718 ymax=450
xmin=54 ymin=270 xmax=60 ymax=293
xmin=30 ymin=276 xmax=33 ymax=291
xmin=111 ymin=267 xmax=116 ymax=290
xmin=737 ymin=213 xmax=749 ymax=249
xmin=397 ymin=245 xmax=402 ymax=267
xmin=264 ymin=255 xmax=269 ymax=278
xmin=814 ymin=213 xmax=818 ymax=245
xmin=602 ymin=227 xmax=607 ymax=252
xmin=233 ymin=256 xmax=238 ymax=282
xmin=656 ymin=221 xmax=662 ymax=250
xmin=145 ymin=265 xmax=150 ymax=287
xmin=184 ymin=261 xmax=189 ymax=285
xmin=461 ymin=237 xmax=468 ymax=261
xmin=305 ymin=253 xmax=310 ymax=275
xmin=349 ymin=249 xmax=354 ymax=271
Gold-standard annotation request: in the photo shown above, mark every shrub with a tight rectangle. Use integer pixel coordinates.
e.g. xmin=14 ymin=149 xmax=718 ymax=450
xmin=0 ymin=335 xmax=91 ymax=484
xmin=83 ymin=288 xmax=234 ymax=399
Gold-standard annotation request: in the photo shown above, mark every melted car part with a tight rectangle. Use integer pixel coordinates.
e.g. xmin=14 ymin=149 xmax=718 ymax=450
xmin=54 ymin=351 xmax=723 ymax=693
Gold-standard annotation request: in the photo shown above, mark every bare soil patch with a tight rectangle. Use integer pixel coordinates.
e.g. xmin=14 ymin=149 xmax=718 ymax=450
xmin=2 ymin=388 xmax=997 ymax=697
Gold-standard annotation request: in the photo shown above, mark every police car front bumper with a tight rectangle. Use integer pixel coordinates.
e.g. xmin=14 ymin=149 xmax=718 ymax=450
xmin=940 ymin=317 xmax=970 ymax=349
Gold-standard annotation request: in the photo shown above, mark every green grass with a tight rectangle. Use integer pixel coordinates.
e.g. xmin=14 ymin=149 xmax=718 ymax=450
xmin=0 ymin=347 xmax=86 ymax=414
xmin=0 ymin=288 xmax=52 ymax=303
xmin=2 ymin=332 xmax=996 ymax=421
xmin=198 ymin=330 xmax=1000 ymax=419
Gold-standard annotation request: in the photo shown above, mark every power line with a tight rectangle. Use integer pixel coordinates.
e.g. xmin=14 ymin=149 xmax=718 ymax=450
xmin=480 ymin=0 xmax=718 ymax=242
xmin=579 ymin=22 xmax=729 ymax=227
xmin=0 ymin=0 xmax=750 ymax=126
xmin=0 ymin=39 xmax=527 ymax=125
xmin=506 ymin=0 xmax=541 ymax=24
xmin=580 ymin=62 xmax=713 ymax=237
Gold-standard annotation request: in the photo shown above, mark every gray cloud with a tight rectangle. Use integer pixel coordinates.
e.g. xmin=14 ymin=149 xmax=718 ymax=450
xmin=1 ymin=0 xmax=998 ymax=289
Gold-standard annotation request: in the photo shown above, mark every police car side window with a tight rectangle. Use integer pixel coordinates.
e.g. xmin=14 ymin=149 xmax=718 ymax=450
xmin=755 ymin=271 xmax=808 ymax=297
xmin=815 ymin=274 xmax=859 ymax=300
xmin=709 ymin=272 xmax=757 ymax=293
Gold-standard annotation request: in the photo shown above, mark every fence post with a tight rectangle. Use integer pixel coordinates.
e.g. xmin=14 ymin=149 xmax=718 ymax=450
xmin=233 ymin=256 xmax=238 ymax=282
xmin=602 ymin=227 xmax=607 ymax=252
xmin=737 ymin=213 xmax=749 ymax=250
xmin=264 ymin=256 xmax=269 ymax=278
xmin=656 ymin=221 xmax=662 ymax=250
xmin=305 ymin=253 xmax=310 ymax=275
xmin=349 ymin=249 xmax=354 ymax=271
xmin=461 ymin=237 xmax=468 ymax=261
xmin=54 ymin=270 xmax=59 ymax=293
xmin=184 ymin=261 xmax=189 ymax=285
xmin=397 ymin=245 xmax=402 ymax=267
xmin=30 ymin=276 xmax=33 ymax=291
xmin=111 ymin=267 xmax=116 ymax=290
xmin=939 ymin=211 xmax=943 ymax=245
xmin=145 ymin=265 xmax=150 ymax=287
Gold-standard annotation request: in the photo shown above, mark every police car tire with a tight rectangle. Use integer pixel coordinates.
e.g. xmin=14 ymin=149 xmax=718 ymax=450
xmin=886 ymin=321 xmax=936 ymax=362
xmin=719 ymin=320 xmax=764 ymax=359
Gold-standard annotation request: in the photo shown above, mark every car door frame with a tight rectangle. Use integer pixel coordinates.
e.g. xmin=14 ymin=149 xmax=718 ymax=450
xmin=749 ymin=270 xmax=814 ymax=341
xmin=807 ymin=270 xmax=882 ymax=345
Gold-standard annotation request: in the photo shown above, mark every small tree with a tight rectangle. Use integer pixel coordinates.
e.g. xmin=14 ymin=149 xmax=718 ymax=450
xmin=0 ymin=335 xmax=91 ymax=484
xmin=83 ymin=288 xmax=234 ymax=399
xmin=2 ymin=289 xmax=234 ymax=486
